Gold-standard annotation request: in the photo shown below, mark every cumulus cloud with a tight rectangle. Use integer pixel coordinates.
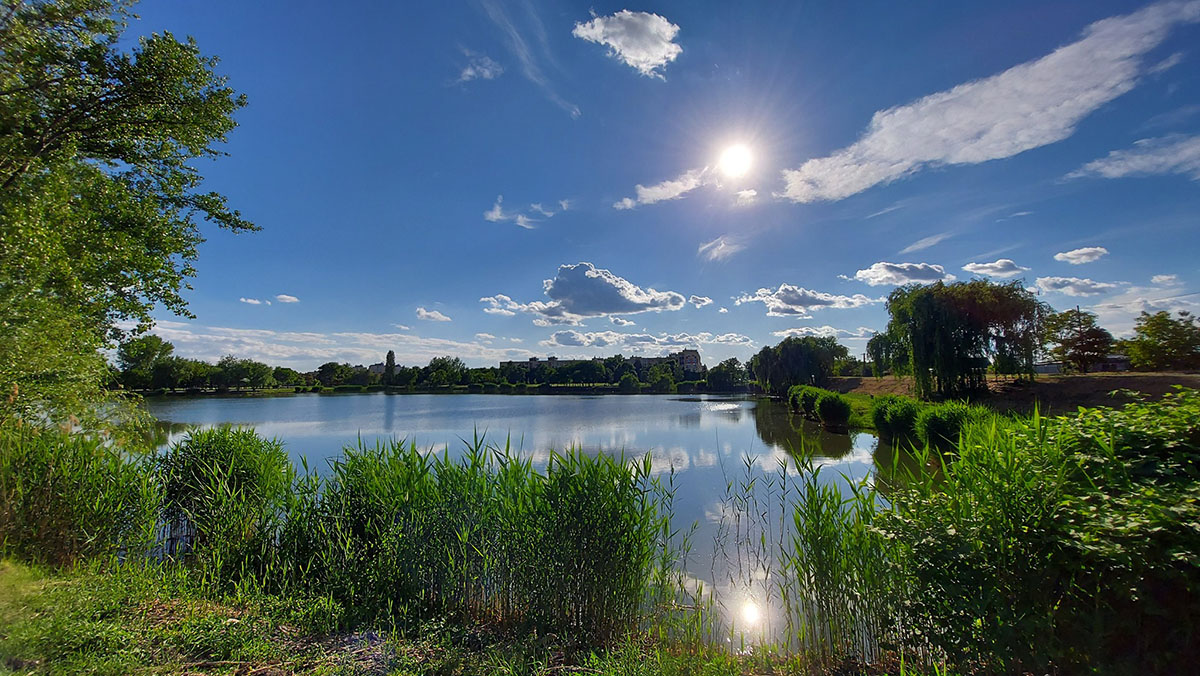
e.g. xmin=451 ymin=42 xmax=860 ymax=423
xmin=697 ymin=235 xmax=744 ymax=261
xmin=484 ymin=195 xmax=507 ymax=222
xmin=735 ymin=284 xmax=880 ymax=317
xmin=850 ymin=262 xmax=955 ymax=286
xmin=572 ymin=10 xmax=682 ymax=78
xmin=1036 ymin=276 xmax=1119 ymax=296
xmin=394 ymin=324 xmax=411 ymax=331
xmin=480 ymin=262 xmax=686 ymax=325
xmin=778 ymin=1 xmax=1200 ymax=203
xmin=1067 ymin=133 xmax=1200 ymax=181
xmin=130 ymin=320 xmax=533 ymax=370
xmin=457 ymin=50 xmax=504 ymax=82
xmin=688 ymin=295 xmax=713 ymax=308
xmin=540 ymin=329 xmax=752 ymax=351
xmin=962 ymin=259 xmax=1030 ymax=278
xmin=614 ymin=168 xmax=705 ymax=209
xmin=416 ymin=307 xmax=452 ymax=322
xmin=899 ymin=232 xmax=952 ymax=254
xmin=1054 ymin=246 xmax=1109 ymax=264
xmin=239 ymin=297 xmax=268 ymax=305
xmin=474 ymin=333 xmax=496 ymax=344
xmin=772 ymin=326 xmax=876 ymax=339
xmin=610 ymin=316 xmax=635 ymax=326
xmin=274 ymin=294 xmax=299 ymax=303
xmin=718 ymin=307 xmax=728 ymax=313
xmin=1152 ymin=274 xmax=1180 ymax=285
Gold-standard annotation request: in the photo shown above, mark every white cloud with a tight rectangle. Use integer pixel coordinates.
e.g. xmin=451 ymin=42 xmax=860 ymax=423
xmin=1149 ymin=50 xmax=1185 ymax=74
xmin=134 ymin=320 xmax=533 ymax=370
xmin=479 ymin=0 xmax=579 ymax=117
xmin=474 ymin=333 xmax=495 ymax=343
xmin=416 ymin=307 xmax=452 ymax=322
xmin=850 ymin=262 xmax=956 ymax=286
xmin=572 ymin=10 xmax=682 ymax=79
xmin=772 ymin=326 xmax=876 ymax=339
xmin=610 ymin=316 xmax=635 ymax=326
xmin=899 ymin=232 xmax=952 ymax=254
xmin=540 ymin=329 xmax=752 ymax=351
xmin=484 ymin=195 xmax=507 ymax=222
xmin=734 ymin=189 xmax=757 ymax=206
xmin=514 ymin=214 xmax=536 ymax=229
xmin=558 ymin=199 xmax=571 ymax=211
xmin=480 ymin=262 xmax=686 ymax=325
xmin=530 ymin=203 xmax=553 ymax=217
xmin=779 ymin=1 xmax=1200 ymax=203
xmin=457 ymin=50 xmax=504 ymax=82
xmin=962 ymin=259 xmax=1030 ymax=278
xmin=1089 ymin=285 xmax=1199 ymax=336
xmin=1054 ymin=246 xmax=1109 ymax=264
xmin=1036 ymin=276 xmax=1119 ymax=296
xmin=688 ymin=295 xmax=713 ymax=308
xmin=1067 ymin=133 xmax=1200 ymax=181
xmin=614 ymin=168 xmax=705 ymax=209
xmin=1152 ymin=274 xmax=1180 ymax=285
xmin=697 ymin=235 xmax=744 ymax=261
xmin=394 ymin=324 xmax=411 ymax=331
xmin=735 ymin=284 xmax=880 ymax=317
xmin=718 ymin=307 xmax=728 ymax=313
xmin=274 ymin=294 xmax=300 ymax=303
xmin=239 ymin=297 xmax=269 ymax=305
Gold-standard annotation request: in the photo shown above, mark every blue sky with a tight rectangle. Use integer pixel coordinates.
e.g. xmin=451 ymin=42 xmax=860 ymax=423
xmin=130 ymin=0 xmax=1200 ymax=369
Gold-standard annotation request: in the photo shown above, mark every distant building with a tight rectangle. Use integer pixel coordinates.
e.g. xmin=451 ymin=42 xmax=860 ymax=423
xmin=367 ymin=362 xmax=387 ymax=374
xmin=1092 ymin=354 xmax=1131 ymax=372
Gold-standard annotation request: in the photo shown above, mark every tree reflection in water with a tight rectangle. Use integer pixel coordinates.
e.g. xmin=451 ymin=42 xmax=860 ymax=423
xmin=751 ymin=401 xmax=853 ymax=459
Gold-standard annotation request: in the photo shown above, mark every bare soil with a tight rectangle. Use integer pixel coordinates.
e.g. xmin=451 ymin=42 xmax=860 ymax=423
xmin=829 ymin=372 xmax=1200 ymax=416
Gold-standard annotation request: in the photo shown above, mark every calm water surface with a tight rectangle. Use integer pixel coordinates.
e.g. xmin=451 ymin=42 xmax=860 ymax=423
xmin=146 ymin=392 xmax=882 ymax=640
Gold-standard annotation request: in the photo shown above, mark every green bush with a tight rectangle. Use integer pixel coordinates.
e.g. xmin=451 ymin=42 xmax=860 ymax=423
xmin=915 ymin=401 xmax=986 ymax=447
xmin=293 ymin=386 xmax=304 ymax=393
xmin=364 ymin=384 xmax=384 ymax=392
xmin=498 ymin=382 xmax=514 ymax=393
xmin=332 ymin=384 xmax=364 ymax=393
xmin=309 ymin=385 xmax=323 ymax=393
xmin=482 ymin=382 xmax=499 ymax=394
xmin=0 ymin=423 xmax=160 ymax=566
xmin=871 ymin=394 xmax=924 ymax=438
xmin=618 ymin=373 xmax=639 ymax=393
xmin=467 ymin=383 xmax=483 ymax=393
xmin=815 ymin=391 xmax=852 ymax=429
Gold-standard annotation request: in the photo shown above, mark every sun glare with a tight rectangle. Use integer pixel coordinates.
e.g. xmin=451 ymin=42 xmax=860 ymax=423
xmin=740 ymin=600 xmax=761 ymax=626
xmin=719 ymin=144 xmax=753 ymax=178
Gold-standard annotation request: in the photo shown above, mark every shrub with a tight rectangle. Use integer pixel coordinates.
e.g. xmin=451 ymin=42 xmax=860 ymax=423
xmin=482 ymin=382 xmax=499 ymax=394
xmin=871 ymin=394 xmax=924 ymax=438
xmin=815 ymin=391 xmax=852 ymax=429
xmin=514 ymin=383 xmax=528 ymax=393
xmin=364 ymin=385 xmax=384 ymax=392
xmin=498 ymin=382 xmax=514 ymax=393
xmin=790 ymin=386 xmax=821 ymax=418
xmin=618 ymin=373 xmax=639 ymax=393
xmin=293 ymin=386 xmax=304 ymax=393
xmin=0 ymin=423 xmax=159 ymax=566
xmin=467 ymin=383 xmax=483 ymax=393
xmin=309 ymin=385 xmax=323 ymax=393
xmin=915 ymin=401 xmax=986 ymax=447
xmin=333 ymin=384 xmax=364 ymax=393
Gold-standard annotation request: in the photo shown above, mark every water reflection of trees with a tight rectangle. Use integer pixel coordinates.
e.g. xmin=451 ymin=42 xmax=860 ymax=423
xmin=751 ymin=402 xmax=853 ymax=459
xmin=143 ymin=420 xmax=195 ymax=449
xmin=872 ymin=437 xmax=938 ymax=498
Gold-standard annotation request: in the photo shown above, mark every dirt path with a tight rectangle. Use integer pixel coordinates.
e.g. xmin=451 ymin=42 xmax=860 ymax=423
xmin=829 ymin=372 xmax=1200 ymax=415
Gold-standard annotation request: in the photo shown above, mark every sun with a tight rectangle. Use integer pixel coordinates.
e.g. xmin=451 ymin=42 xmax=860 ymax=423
xmin=719 ymin=144 xmax=753 ymax=178
xmin=740 ymin=600 xmax=761 ymax=626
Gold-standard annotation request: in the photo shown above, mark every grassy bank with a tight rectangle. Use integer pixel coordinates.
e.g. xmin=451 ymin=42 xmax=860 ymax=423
xmin=3 ymin=390 xmax=1199 ymax=674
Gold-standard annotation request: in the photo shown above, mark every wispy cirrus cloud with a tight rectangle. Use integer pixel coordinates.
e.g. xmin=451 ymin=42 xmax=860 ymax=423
xmin=1054 ymin=246 xmax=1109 ymax=264
xmin=697 ymin=235 xmax=744 ymax=261
xmin=899 ymin=232 xmax=952 ymax=254
xmin=735 ymin=284 xmax=879 ymax=317
xmin=778 ymin=1 xmax=1200 ymax=203
xmin=614 ymin=168 xmax=706 ymax=209
xmin=480 ymin=262 xmax=686 ymax=326
xmin=962 ymin=259 xmax=1030 ymax=278
xmin=479 ymin=0 xmax=580 ymax=117
xmin=1152 ymin=274 xmax=1180 ymax=285
xmin=572 ymin=10 xmax=682 ymax=79
xmin=848 ymin=262 xmax=955 ymax=286
xmin=484 ymin=194 xmax=569 ymax=229
xmin=1067 ymin=133 xmax=1200 ymax=181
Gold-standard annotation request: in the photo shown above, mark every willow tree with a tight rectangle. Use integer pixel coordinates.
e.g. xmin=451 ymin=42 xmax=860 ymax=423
xmin=749 ymin=335 xmax=847 ymax=394
xmin=884 ymin=280 xmax=1048 ymax=400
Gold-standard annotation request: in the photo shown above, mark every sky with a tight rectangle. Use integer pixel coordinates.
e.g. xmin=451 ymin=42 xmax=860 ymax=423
xmin=128 ymin=0 xmax=1200 ymax=370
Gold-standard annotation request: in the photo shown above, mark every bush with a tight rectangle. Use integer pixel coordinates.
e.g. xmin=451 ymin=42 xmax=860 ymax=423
xmin=815 ymin=391 xmax=852 ymax=429
xmin=293 ymin=386 xmax=305 ymax=393
xmin=915 ymin=401 xmax=986 ymax=447
xmin=0 ymin=423 xmax=160 ymax=566
xmin=498 ymin=382 xmax=514 ymax=393
xmin=332 ymin=384 xmax=364 ymax=393
xmin=482 ymin=382 xmax=499 ymax=394
xmin=364 ymin=385 xmax=384 ymax=392
xmin=467 ymin=383 xmax=483 ymax=393
xmin=514 ymin=383 xmax=528 ymax=393
xmin=309 ymin=385 xmax=324 ymax=393
xmin=871 ymin=394 xmax=924 ymax=438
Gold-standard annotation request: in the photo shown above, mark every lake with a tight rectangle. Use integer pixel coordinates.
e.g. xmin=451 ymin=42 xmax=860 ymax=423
xmin=146 ymin=392 xmax=882 ymax=640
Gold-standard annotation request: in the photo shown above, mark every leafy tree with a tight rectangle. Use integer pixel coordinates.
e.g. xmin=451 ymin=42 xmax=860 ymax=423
xmin=241 ymin=360 xmax=275 ymax=389
xmin=1122 ymin=311 xmax=1200 ymax=371
xmin=116 ymin=334 xmax=174 ymax=389
xmin=618 ymin=372 xmax=640 ymax=393
xmin=749 ymin=336 xmax=847 ymax=394
xmin=1044 ymin=309 xmax=1114 ymax=373
xmin=707 ymin=357 xmax=747 ymax=391
xmin=315 ymin=362 xmax=354 ymax=387
xmin=384 ymin=350 xmax=396 ymax=386
xmin=272 ymin=366 xmax=303 ymax=386
xmin=424 ymin=356 xmax=467 ymax=386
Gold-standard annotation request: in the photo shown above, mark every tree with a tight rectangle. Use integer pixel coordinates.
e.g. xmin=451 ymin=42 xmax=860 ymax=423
xmin=315 ymin=362 xmax=354 ymax=387
xmin=424 ymin=356 xmax=467 ymax=386
xmin=707 ymin=357 xmax=747 ymax=391
xmin=384 ymin=350 xmax=396 ymax=386
xmin=1044 ymin=309 xmax=1114 ymax=373
xmin=618 ymin=372 xmax=640 ymax=393
xmin=1122 ymin=311 xmax=1200 ymax=371
xmin=750 ymin=336 xmax=847 ymax=394
xmin=116 ymin=335 xmax=174 ymax=389
xmin=273 ymin=367 xmax=302 ymax=386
